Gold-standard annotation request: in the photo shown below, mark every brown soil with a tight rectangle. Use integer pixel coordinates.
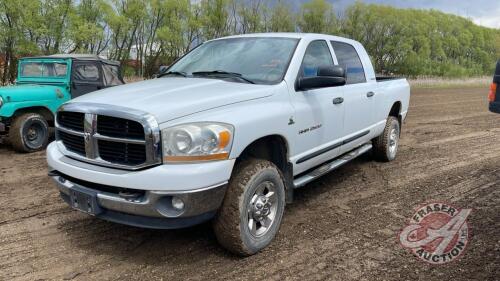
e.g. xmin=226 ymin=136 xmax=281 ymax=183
xmin=0 ymin=87 xmax=499 ymax=281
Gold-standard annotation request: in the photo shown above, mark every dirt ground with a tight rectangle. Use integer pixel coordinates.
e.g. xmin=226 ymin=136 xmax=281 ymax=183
xmin=0 ymin=86 xmax=499 ymax=281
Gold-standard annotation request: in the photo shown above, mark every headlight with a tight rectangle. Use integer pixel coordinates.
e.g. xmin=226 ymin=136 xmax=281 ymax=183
xmin=162 ymin=122 xmax=234 ymax=162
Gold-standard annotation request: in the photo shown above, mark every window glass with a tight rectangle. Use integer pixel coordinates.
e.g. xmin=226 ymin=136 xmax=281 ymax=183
xmin=74 ymin=64 xmax=99 ymax=81
xmin=20 ymin=62 xmax=67 ymax=78
xmin=300 ymin=40 xmax=335 ymax=78
xmin=168 ymin=37 xmax=299 ymax=85
xmin=102 ymin=64 xmax=123 ymax=86
xmin=331 ymin=41 xmax=366 ymax=84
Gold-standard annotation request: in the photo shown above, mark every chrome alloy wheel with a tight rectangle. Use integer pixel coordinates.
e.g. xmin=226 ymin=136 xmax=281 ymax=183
xmin=388 ymin=127 xmax=399 ymax=158
xmin=247 ymin=181 xmax=277 ymax=237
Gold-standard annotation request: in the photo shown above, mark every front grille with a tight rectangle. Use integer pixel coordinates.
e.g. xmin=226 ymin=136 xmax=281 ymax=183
xmin=55 ymin=109 xmax=157 ymax=169
xmin=97 ymin=115 xmax=145 ymax=140
xmin=58 ymin=131 xmax=85 ymax=155
xmin=98 ymin=140 xmax=146 ymax=165
xmin=57 ymin=112 xmax=84 ymax=131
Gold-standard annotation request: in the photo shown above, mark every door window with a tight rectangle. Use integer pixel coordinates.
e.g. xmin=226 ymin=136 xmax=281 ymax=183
xmin=299 ymin=40 xmax=335 ymax=78
xmin=73 ymin=63 xmax=100 ymax=82
xmin=331 ymin=41 xmax=366 ymax=84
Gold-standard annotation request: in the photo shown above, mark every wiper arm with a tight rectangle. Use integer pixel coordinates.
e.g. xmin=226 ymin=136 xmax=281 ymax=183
xmin=158 ymin=71 xmax=187 ymax=78
xmin=192 ymin=70 xmax=255 ymax=84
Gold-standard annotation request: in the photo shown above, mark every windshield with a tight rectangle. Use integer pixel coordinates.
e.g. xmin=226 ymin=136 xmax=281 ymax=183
xmin=19 ymin=61 xmax=68 ymax=79
xmin=168 ymin=37 xmax=299 ymax=85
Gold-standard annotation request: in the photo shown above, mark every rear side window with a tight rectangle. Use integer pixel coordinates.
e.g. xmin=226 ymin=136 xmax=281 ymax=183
xmin=331 ymin=41 xmax=366 ymax=84
xmin=74 ymin=63 xmax=99 ymax=82
xmin=102 ymin=64 xmax=124 ymax=86
xmin=300 ymin=40 xmax=334 ymax=78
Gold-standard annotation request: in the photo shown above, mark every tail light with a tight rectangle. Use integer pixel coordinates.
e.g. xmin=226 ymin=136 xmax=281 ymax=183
xmin=489 ymin=83 xmax=497 ymax=102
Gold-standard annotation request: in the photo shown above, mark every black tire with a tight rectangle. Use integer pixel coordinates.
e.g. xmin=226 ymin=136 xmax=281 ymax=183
xmin=372 ymin=116 xmax=400 ymax=162
xmin=213 ymin=158 xmax=286 ymax=256
xmin=9 ymin=113 xmax=49 ymax=153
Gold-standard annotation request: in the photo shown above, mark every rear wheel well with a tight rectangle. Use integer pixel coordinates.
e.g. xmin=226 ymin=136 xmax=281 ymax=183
xmin=13 ymin=107 xmax=54 ymax=127
xmin=389 ymin=101 xmax=402 ymax=126
xmin=237 ymin=135 xmax=293 ymax=202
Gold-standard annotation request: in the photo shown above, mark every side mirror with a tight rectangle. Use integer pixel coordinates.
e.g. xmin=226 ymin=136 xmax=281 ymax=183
xmin=159 ymin=65 xmax=168 ymax=74
xmin=296 ymin=66 xmax=346 ymax=91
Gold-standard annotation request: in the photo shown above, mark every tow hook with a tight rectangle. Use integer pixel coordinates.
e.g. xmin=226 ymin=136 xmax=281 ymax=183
xmin=118 ymin=190 xmax=143 ymax=201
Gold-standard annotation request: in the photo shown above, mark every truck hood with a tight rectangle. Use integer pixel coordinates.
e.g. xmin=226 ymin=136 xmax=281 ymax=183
xmin=0 ymin=84 xmax=64 ymax=102
xmin=70 ymin=77 xmax=273 ymax=123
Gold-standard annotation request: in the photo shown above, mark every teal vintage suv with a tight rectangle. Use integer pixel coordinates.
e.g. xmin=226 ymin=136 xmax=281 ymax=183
xmin=0 ymin=54 xmax=124 ymax=152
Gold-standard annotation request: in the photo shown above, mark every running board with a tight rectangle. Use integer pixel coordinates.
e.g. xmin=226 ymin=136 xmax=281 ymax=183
xmin=293 ymin=143 xmax=373 ymax=188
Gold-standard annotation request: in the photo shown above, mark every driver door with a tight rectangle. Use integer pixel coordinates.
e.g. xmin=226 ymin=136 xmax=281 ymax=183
xmin=71 ymin=61 xmax=103 ymax=98
xmin=289 ymin=40 xmax=345 ymax=174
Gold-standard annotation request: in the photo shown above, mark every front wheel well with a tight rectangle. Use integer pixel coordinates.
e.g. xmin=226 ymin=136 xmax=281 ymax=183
xmin=13 ymin=107 xmax=55 ymax=127
xmin=237 ymin=135 xmax=294 ymax=202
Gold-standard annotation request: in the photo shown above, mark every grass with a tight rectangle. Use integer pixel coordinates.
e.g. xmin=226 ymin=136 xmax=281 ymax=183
xmin=408 ymin=76 xmax=491 ymax=89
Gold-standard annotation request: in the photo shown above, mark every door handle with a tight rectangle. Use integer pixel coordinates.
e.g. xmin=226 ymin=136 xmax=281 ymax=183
xmin=332 ymin=97 xmax=344 ymax=104
xmin=367 ymin=91 xmax=375 ymax=98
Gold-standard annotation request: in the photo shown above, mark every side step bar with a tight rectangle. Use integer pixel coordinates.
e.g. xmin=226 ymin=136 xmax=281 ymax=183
xmin=293 ymin=143 xmax=373 ymax=188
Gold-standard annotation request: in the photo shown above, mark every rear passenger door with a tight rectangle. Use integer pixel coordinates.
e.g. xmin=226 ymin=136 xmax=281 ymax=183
xmin=330 ymin=41 xmax=374 ymax=153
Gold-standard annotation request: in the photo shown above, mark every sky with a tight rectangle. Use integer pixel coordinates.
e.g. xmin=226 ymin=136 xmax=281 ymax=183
xmin=319 ymin=0 xmax=500 ymax=29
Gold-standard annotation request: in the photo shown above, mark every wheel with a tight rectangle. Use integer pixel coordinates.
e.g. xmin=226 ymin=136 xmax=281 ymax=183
xmin=372 ymin=116 xmax=400 ymax=162
xmin=9 ymin=113 xmax=49 ymax=152
xmin=213 ymin=158 xmax=286 ymax=256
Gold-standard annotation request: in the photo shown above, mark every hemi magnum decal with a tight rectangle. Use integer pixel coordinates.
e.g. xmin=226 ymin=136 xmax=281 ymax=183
xmin=299 ymin=124 xmax=322 ymax=135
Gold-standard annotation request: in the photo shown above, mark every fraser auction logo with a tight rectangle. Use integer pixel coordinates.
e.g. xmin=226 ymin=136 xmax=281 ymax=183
xmin=398 ymin=202 xmax=472 ymax=264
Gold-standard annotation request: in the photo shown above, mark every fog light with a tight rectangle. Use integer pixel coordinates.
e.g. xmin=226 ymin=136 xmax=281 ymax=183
xmin=171 ymin=197 xmax=185 ymax=210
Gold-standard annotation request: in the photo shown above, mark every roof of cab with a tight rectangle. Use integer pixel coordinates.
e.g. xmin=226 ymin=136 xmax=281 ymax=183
xmin=211 ymin=32 xmax=361 ymax=47
xmin=21 ymin=54 xmax=120 ymax=65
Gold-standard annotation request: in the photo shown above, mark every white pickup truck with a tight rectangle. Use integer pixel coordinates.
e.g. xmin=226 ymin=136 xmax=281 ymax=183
xmin=47 ymin=33 xmax=410 ymax=256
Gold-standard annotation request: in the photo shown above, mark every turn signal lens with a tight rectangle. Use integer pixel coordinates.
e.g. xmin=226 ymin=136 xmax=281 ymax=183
xmin=489 ymin=83 xmax=497 ymax=102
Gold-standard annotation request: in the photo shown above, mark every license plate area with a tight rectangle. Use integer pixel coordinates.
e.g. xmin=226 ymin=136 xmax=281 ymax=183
xmin=69 ymin=187 xmax=101 ymax=216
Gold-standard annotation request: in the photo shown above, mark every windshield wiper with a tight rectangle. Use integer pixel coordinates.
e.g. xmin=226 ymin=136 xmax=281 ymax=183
xmin=158 ymin=71 xmax=187 ymax=78
xmin=192 ymin=70 xmax=255 ymax=84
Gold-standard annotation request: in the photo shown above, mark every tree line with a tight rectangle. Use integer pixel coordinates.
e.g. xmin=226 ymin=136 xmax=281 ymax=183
xmin=1 ymin=0 xmax=499 ymax=85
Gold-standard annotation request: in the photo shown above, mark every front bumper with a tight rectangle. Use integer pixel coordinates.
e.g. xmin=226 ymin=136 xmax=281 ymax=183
xmin=490 ymin=101 xmax=500 ymax=113
xmin=46 ymin=141 xmax=235 ymax=229
xmin=50 ymin=172 xmax=227 ymax=229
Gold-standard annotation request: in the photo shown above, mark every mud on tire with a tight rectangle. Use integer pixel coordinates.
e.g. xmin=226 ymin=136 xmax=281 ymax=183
xmin=213 ymin=158 xmax=286 ymax=256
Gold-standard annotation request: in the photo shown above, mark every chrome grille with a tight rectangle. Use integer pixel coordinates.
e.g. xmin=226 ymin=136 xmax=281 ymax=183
xmin=97 ymin=115 xmax=145 ymax=140
xmin=58 ymin=130 xmax=85 ymax=155
xmin=98 ymin=140 xmax=146 ymax=165
xmin=57 ymin=111 xmax=84 ymax=131
xmin=55 ymin=103 xmax=161 ymax=170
